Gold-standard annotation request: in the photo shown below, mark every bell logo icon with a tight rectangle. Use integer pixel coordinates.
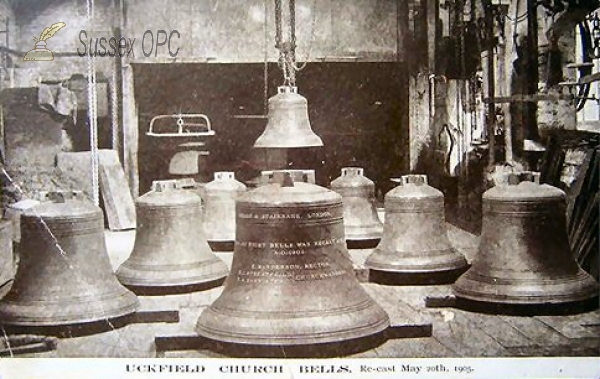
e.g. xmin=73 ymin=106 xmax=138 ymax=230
xmin=24 ymin=22 xmax=66 ymax=61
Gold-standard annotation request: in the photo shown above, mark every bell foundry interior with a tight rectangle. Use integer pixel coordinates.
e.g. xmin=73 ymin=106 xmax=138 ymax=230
xmin=0 ymin=0 xmax=597 ymax=363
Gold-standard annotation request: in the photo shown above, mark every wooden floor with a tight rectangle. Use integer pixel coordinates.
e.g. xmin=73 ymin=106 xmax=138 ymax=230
xmin=6 ymin=224 xmax=600 ymax=358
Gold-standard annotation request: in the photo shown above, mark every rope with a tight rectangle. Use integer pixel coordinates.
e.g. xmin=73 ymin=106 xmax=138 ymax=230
xmin=110 ymin=57 xmax=119 ymax=150
xmin=87 ymin=0 xmax=99 ymax=206
xmin=263 ymin=0 xmax=269 ymax=114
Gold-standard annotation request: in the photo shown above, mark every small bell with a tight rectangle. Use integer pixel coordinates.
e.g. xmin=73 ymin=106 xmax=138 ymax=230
xmin=254 ymin=86 xmax=323 ymax=148
xmin=330 ymin=167 xmax=383 ymax=248
xmin=365 ymin=175 xmax=467 ymax=281
xmin=116 ymin=180 xmax=228 ymax=292
xmin=202 ymin=172 xmax=247 ymax=251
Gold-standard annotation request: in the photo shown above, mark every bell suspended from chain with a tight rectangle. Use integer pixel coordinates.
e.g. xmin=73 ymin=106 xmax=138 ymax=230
xmin=202 ymin=172 xmax=247 ymax=251
xmin=254 ymin=86 xmax=323 ymax=148
xmin=0 ymin=191 xmax=139 ymax=326
xmin=365 ymin=175 xmax=467 ymax=278
xmin=196 ymin=171 xmax=389 ymax=345
xmin=330 ymin=167 xmax=383 ymax=248
xmin=453 ymin=172 xmax=599 ymax=307
xmin=116 ymin=180 xmax=228 ymax=291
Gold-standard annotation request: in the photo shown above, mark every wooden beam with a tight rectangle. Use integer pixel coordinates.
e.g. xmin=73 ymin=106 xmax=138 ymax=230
xmin=426 ymin=0 xmax=438 ymax=72
xmin=121 ymin=64 xmax=139 ymax=198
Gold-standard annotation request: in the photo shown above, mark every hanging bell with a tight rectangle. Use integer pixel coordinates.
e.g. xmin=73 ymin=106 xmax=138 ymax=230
xmin=116 ymin=180 xmax=228 ymax=291
xmin=0 ymin=191 xmax=139 ymax=326
xmin=196 ymin=171 xmax=389 ymax=345
xmin=453 ymin=172 xmax=599 ymax=306
xmin=254 ymin=86 xmax=323 ymax=148
xmin=365 ymin=175 xmax=468 ymax=278
xmin=202 ymin=172 xmax=247 ymax=251
xmin=330 ymin=167 xmax=383 ymax=248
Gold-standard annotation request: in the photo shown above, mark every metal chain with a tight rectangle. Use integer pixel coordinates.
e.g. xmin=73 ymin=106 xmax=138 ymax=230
xmin=289 ymin=0 xmax=296 ymax=62
xmin=292 ymin=0 xmax=318 ymax=71
xmin=274 ymin=0 xmax=320 ymax=87
xmin=275 ymin=0 xmax=282 ymax=50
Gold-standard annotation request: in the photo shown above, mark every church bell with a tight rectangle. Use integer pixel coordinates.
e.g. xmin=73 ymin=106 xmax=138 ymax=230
xmin=253 ymin=86 xmax=323 ymax=148
xmin=196 ymin=171 xmax=389 ymax=345
xmin=330 ymin=167 xmax=383 ymax=248
xmin=0 ymin=191 xmax=139 ymax=326
xmin=116 ymin=180 xmax=228 ymax=290
xmin=453 ymin=172 xmax=599 ymax=306
xmin=202 ymin=172 xmax=247 ymax=251
xmin=365 ymin=175 xmax=468 ymax=276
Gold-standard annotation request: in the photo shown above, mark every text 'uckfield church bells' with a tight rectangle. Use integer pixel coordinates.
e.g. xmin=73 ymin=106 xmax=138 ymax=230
xmin=116 ymin=180 xmax=228 ymax=290
xmin=202 ymin=172 xmax=247 ymax=251
xmin=0 ymin=191 xmax=139 ymax=326
xmin=196 ymin=171 xmax=389 ymax=345
xmin=365 ymin=175 xmax=468 ymax=276
xmin=453 ymin=172 xmax=599 ymax=306
xmin=254 ymin=86 xmax=323 ymax=148
xmin=330 ymin=167 xmax=383 ymax=248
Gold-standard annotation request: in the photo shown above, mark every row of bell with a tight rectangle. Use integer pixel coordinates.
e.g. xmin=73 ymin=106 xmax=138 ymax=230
xmin=0 ymin=176 xmax=240 ymax=326
xmin=0 ymin=168 xmax=596 ymax=347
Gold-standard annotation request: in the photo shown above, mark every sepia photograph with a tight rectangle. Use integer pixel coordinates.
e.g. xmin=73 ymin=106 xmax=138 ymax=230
xmin=0 ymin=0 xmax=597 ymax=377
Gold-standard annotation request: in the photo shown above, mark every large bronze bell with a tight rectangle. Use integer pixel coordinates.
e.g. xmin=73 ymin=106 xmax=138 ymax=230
xmin=330 ymin=167 xmax=383 ymax=248
xmin=116 ymin=180 xmax=228 ymax=289
xmin=202 ymin=172 xmax=247 ymax=251
xmin=196 ymin=171 xmax=389 ymax=345
xmin=453 ymin=172 xmax=599 ymax=305
xmin=0 ymin=191 xmax=139 ymax=326
xmin=365 ymin=175 xmax=467 ymax=275
xmin=254 ymin=86 xmax=323 ymax=148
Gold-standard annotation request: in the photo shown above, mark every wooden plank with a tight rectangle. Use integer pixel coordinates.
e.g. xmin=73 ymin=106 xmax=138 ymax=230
xmin=430 ymin=309 xmax=508 ymax=357
xmin=98 ymin=149 xmax=136 ymax=230
xmin=535 ymin=314 xmax=600 ymax=339
xmin=131 ymin=310 xmax=180 ymax=324
xmin=457 ymin=311 xmax=536 ymax=348
xmin=506 ymin=338 xmax=600 ymax=357
xmin=363 ymin=283 xmax=431 ymax=329
xmin=536 ymin=310 xmax=600 ymax=338
xmin=565 ymin=149 xmax=594 ymax=226
xmin=371 ymin=337 xmax=456 ymax=358
xmin=121 ymin=64 xmax=139 ymax=198
xmin=394 ymin=285 xmax=454 ymax=309
xmin=500 ymin=315 xmax=572 ymax=346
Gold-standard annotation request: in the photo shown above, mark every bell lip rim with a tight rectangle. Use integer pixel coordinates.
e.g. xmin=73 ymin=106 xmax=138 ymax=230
xmin=0 ymin=296 xmax=140 ymax=326
xmin=253 ymin=140 xmax=324 ymax=148
xmin=195 ymin=316 xmax=390 ymax=346
xmin=451 ymin=289 xmax=600 ymax=305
